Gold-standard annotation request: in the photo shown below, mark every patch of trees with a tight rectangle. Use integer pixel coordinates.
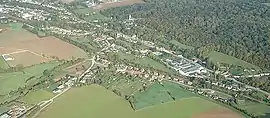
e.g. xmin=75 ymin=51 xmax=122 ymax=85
xmin=101 ymin=0 xmax=270 ymax=69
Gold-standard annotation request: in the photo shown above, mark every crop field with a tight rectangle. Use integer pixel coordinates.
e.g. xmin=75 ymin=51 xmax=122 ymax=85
xmin=21 ymin=89 xmax=54 ymax=105
xmin=0 ymin=23 xmax=87 ymax=67
xmin=5 ymin=51 xmax=51 ymax=67
xmin=94 ymin=0 xmax=145 ymax=10
xmin=208 ymin=51 xmax=260 ymax=70
xmin=0 ymin=61 xmax=60 ymax=96
xmin=36 ymin=85 xmax=242 ymax=118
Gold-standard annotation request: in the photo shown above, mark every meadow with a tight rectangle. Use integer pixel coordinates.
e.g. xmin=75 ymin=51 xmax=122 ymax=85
xmin=36 ymin=84 xmax=242 ymax=118
xmin=118 ymin=52 xmax=173 ymax=73
xmin=21 ymin=89 xmax=54 ymax=105
xmin=169 ymin=40 xmax=194 ymax=49
xmin=0 ymin=61 xmax=60 ymax=96
xmin=208 ymin=51 xmax=260 ymax=70
xmin=236 ymin=99 xmax=270 ymax=117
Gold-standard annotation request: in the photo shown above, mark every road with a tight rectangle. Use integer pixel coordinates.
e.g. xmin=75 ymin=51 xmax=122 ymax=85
xmin=226 ymin=78 xmax=270 ymax=95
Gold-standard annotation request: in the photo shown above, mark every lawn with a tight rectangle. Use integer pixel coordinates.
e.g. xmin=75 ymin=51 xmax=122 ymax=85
xmin=0 ymin=56 xmax=9 ymax=69
xmin=21 ymin=89 xmax=54 ymax=105
xmin=37 ymin=85 xmax=240 ymax=118
xmin=0 ymin=61 xmax=60 ymax=95
xmin=169 ymin=40 xmax=194 ymax=49
xmin=134 ymin=81 xmax=196 ymax=109
xmin=208 ymin=51 xmax=260 ymax=70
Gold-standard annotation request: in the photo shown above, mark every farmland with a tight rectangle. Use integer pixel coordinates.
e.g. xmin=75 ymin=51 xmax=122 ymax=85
xmin=21 ymin=89 xmax=54 ymax=105
xmin=236 ymin=100 xmax=270 ymax=117
xmin=36 ymin=84 xmax=242 ymax=118
xmin=0 ymin=61 xmax=60 ymax=96
xmin=0 ymin=23 xmax=87 ymax=67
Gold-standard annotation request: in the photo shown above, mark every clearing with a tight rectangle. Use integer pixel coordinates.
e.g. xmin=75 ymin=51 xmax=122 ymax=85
xmin=37 ymin=84 xmax=242 ymax=118
xmin=208 ymin=51 xmax=260 ymax=70
xmin=94 ymin=0 xmax=145 ymax=10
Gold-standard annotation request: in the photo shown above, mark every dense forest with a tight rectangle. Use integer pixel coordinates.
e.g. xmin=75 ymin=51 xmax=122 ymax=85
xmin=101 ymin=0 xmax=270 ymax=69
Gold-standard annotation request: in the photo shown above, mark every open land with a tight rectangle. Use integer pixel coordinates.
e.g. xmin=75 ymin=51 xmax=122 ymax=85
xmin=21 ymin=89 xmax=54 ymax=105
xmin=0 ymin=61 xmax=60 ymax=96
xmin=208 ymin=51 xmax=260 ymax=70
xmin=236 ymin=99 xmax=270 ymax=117
xmin=0 ymin=23 xmax=87 ymax=67
xmin=94 ymin=0 xmax=145 ymax=10
xmin=36 ymin=84 xmax=242 ymax=118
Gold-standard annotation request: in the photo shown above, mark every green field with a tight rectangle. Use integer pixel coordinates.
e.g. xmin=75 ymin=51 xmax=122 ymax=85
xmin=237 ymin=100 xmax=270 ymax=117
xmin=118 ymin=52 xmax=173 ymax=73
xmin=208 ymin=51 xmax=260 ymax=70
xmin=0 ymin=61 xmax=60 ymax=95
xmin=169 ymin=40 xmax=194 ymax=49
xmin=134 ymin=81 xmax=196 ymax=109
xmin=21 ymin=89 xmax=54 ymax=105
xmin=0 ymin=56 xmax=9 ymax=69
xmin=37 ymin=84 xmax=235 ymax=118
xmin=85 ymin=12 xmax=110 ymax=21
xmin=74 ymin=8 xmax=96 ymax=14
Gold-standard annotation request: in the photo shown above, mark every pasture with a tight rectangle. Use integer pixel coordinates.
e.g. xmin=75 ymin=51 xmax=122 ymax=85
xmin=0 ymin=61 xmax=60 ymax=95
xmin=169 ymin=40 xmax=194 ymax=49
xmin=21 ymin=89 xmax=54 ymax=105
xmin=94 ymin=0 xmax=145 ymax=10
xmin=208 ymin=51 xmax=260 ymax=70
xmin=134 ymin=81 xmax=196 ymax=109
xmin=36 ymin=84 xmax=242 ymax=118
xmin=236 ymin=99 xmax=270 ymax=117
xmin=118 ymin=52 xmax=173 ymax=73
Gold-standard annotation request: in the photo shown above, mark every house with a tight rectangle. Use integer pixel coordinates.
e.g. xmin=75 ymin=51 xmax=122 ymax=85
xmin=187 ymin=81 xmax=193 ymax=85
xmin=268 ymin=95 xmax=270 ymax=100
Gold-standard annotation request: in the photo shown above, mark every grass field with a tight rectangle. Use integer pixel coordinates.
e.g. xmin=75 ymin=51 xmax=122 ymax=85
xmin=0 ymin=61 xmax=60 ymax=95
xmin=21 ymin=89 xmax=54 ymax=105
xmin=169 ymin=40 xmax=194 ymax=49
xmin=74 ymin=8 xmax=96 ymax=14
xmin=37 ymin=84 xmax=242 ymax=118
xmin=208 ymin=51 xmax=260 ymax=70
xmin=0 ymin=56 xmax=9 ymax=69
xmin=84 ymin=12 xmax=110 ymax=21
xmin=118 ymin=52 xmax=173 ymax=73
xmin=237 ymin=100 xmax=270 ymax=117
xmin=134 ymin=81 xmax=196 ymax=109
xmin=94 ymin=0 xmax=145 ymax=10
